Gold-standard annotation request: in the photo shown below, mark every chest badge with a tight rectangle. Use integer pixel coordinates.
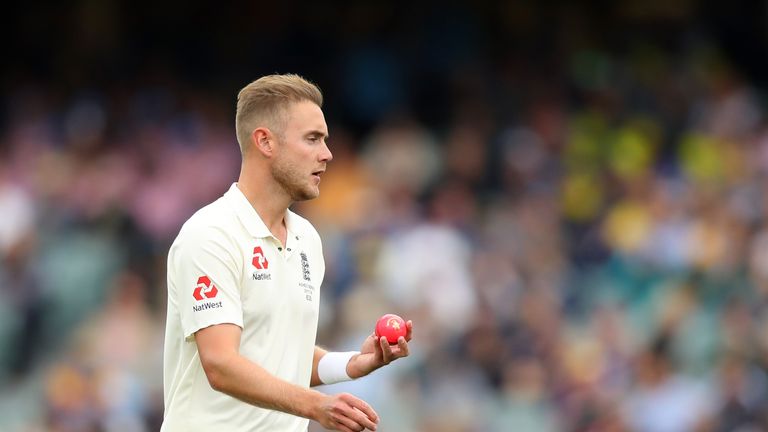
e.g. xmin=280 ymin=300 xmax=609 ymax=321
xmin=300 ymin=252 xmax=311 ymax=282
xmin=300 ymin=252 xmax=314 ymax=301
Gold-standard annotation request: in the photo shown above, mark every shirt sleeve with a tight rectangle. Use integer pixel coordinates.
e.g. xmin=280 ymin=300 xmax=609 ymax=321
xmin=169 ymin=225 xmax=244 ymax=340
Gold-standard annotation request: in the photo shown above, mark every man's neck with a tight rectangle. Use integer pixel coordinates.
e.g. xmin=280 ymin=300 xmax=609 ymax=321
xmin=235 ymin=178 xmax=291 ymax=244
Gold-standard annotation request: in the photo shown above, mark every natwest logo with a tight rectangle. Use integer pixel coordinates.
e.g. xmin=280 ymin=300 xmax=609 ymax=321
xmin=253 ymin=246 xmax=269 ymax=270
xmin=193 ymin=276 xmax=219 ymax=301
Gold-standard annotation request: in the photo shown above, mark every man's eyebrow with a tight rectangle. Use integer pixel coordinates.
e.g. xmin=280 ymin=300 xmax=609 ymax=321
xmin=306 ymin=130 xmax=329 ymax=139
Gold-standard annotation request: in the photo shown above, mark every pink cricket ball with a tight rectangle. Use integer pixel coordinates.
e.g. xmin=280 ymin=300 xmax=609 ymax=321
xmin=375 ymin=313 xmax=407 ymax=344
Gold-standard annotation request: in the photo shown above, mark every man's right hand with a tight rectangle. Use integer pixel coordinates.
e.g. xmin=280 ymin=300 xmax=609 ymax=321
xmin=313 ymin=393 xmax=379 ymax=432
xmin=196 ymin=324 xmax=379 ymax=430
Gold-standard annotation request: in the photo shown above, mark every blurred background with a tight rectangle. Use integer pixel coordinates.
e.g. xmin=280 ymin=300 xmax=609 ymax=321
xmin=3 ymin=1 xmax=768 ymax=431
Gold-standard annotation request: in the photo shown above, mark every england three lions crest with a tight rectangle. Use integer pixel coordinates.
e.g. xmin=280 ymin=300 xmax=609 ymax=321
xmin=300 ymin=252 xmax=314 ymax=301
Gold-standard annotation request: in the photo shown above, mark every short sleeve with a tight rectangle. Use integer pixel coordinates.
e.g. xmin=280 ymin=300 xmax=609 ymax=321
xmin=169 ymin=226 xmax=244 ymax=340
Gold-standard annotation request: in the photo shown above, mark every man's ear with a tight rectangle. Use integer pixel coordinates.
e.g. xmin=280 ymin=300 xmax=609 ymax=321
xmin=251 ymin=127 xmax=274 ymax=157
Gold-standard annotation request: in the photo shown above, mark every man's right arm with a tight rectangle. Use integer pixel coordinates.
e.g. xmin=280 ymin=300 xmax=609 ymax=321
xmin=195 ymin=323 xmax=379 ymax=432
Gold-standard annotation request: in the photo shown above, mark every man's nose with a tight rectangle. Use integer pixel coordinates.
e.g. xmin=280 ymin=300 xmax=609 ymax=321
xmin=320 ymin=143 xmax=333 ymax=162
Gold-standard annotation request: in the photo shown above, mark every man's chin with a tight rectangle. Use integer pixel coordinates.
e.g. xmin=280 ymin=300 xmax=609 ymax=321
xmin=292 ymin=188 xmax=320 ymax=202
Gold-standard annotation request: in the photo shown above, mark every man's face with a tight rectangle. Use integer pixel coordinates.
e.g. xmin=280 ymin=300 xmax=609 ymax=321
xmin=271 ymin=100 xmax=332 ymax=201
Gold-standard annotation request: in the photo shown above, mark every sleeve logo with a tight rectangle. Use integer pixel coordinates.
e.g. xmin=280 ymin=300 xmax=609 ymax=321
xmin=252 ymin=246 xmax=269 ymax=270
xmin=193 ymin=275 xmax=219 ymax=301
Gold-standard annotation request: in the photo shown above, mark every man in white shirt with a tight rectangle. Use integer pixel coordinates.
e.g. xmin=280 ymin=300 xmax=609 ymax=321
xmin=162 ymin=74 xmax=412 ymax=432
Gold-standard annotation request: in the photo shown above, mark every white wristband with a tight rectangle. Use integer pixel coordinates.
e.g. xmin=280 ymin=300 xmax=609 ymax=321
xmin=318 ymin=351 xmax=359 ymax=385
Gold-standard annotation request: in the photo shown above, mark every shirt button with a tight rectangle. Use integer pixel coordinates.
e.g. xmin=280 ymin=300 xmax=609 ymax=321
xmin=287 ymin=248 xmax=292 ymax=251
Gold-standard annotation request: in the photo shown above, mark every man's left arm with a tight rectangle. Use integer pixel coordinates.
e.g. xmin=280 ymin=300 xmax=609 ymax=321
xmin=311 ymin=320 xmax=413 ymax=387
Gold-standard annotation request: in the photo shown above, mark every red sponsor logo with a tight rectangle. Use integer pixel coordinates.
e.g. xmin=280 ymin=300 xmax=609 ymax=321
xmin=193 ymin=275 xmax=219 ymax=301
xmin=252 ymin=246 xmax=269 ymax=270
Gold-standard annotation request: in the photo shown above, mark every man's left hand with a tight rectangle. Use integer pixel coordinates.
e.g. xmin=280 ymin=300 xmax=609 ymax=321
xmin=347 ymin=320 xmax=413 ymax=379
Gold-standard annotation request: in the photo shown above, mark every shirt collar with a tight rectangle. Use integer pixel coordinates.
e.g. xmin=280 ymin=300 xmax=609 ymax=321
xmin=224 ymin=183 xmax=305 ymax=239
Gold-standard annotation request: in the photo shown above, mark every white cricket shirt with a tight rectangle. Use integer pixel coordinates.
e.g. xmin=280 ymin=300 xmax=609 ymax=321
xmin=162 ymin=183 xmax=325 ymax=432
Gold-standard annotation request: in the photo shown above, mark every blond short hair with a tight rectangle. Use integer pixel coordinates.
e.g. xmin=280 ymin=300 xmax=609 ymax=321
xmin=235 ymin=74 xmax=323 ymax=154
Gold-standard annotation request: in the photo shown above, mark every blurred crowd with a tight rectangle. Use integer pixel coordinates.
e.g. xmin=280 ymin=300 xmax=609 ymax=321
xmin=4 ymin=2 xmax=768 ymax=432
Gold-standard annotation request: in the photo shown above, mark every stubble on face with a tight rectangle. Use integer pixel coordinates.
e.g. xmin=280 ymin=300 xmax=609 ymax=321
xmin=271 ymin=149 xmax=319 ymax=202
xmin=268 ymin=101 xmax=327 ymax=203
